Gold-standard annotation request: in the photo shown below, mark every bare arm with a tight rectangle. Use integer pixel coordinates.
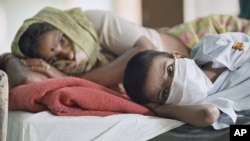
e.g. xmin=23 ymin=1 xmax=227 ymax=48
xmin=146 ymin=103 xmax=220 ymax=127
xmin=0 ymin=54 xmax=49 ymax=88
xmin=79 ymin=36 xmax=156 ymax=87
xmin=1 ymin=36 xmax=155 ymax=88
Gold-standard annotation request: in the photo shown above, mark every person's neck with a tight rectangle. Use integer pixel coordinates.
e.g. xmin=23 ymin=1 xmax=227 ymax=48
xmin=201 ymin=62 xmax=226 ymax=83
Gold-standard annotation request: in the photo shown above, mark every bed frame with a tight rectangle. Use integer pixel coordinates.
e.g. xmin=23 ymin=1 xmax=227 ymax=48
xmin=0 ymin=70 xmax=8 ymax=141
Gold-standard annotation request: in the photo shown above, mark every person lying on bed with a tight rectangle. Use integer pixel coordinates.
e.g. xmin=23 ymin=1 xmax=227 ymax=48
xmin=1 ymin=6 xmax=250 ymax=90
xmin=123 ymin=32 xmax=250 ymax=129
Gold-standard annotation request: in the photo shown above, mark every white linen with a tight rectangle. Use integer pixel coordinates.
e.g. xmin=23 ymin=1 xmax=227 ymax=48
xmin=7 ymin=111 xmax=184 ymax=141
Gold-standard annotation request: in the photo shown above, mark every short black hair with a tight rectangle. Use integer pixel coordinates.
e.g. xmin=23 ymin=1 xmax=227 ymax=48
xmin=18 ymin=22 xmax=57 ymax=58
xmin=123 ymin=50 xmax=173 ymax=104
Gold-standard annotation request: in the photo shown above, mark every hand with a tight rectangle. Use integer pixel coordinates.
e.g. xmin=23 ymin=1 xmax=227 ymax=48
xmin=21 ymin=58 xmax=67 ymax=78
xmin=4 ymin=56 xmax=49 ymax=88
xmin=144 ymin=102 xmax=161 ymax=110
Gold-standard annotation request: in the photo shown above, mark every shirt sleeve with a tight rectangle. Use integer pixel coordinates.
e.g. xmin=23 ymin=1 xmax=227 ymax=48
xmin=84 ymin=10 xmax=144 ymax=56
xmin=190 ymin=32 xmax=250 ymax=70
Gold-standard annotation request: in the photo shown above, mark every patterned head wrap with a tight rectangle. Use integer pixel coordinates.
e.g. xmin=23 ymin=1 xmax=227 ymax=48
xmin=11 ymin=7 xmax=108 ymax=74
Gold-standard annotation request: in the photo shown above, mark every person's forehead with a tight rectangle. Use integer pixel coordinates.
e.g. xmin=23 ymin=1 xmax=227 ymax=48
xmin=144 ymin=56 xmax=166 ymax=102
xmin=39 ymin=30 xmax=58 ymax=46
xmin=37 ymin=30 xmax=59 ymax=59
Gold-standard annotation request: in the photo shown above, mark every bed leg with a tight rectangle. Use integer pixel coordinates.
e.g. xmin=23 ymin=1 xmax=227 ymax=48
xmin=0 ymin=70 xmax=8 ymax=141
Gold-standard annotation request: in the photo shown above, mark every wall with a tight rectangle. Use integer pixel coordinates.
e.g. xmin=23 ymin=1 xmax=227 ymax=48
xmin=184 ymin=0 xmax=240 ymax=22
xmin=0 ymin=0 xmax=68 ymax=53
xmin=0 ymin=5 xmax=6 ymax=51
xmin=142 ymin=0 xmax=184 ymax=28
xmin=114 ymin=0 xmax=142 ymax=25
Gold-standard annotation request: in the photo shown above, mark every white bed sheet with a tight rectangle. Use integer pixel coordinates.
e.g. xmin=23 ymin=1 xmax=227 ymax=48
xmin=7 ymin=111 xmax=184 ymax=141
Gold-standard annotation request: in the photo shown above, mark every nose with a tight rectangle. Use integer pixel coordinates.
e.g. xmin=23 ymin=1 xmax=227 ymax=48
xmin=55 ymin=46 xmax=74 ymax=61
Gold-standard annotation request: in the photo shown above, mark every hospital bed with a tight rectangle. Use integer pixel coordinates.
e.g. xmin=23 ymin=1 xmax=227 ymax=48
xmin=1 ymin=70 xmax=250 ymax=141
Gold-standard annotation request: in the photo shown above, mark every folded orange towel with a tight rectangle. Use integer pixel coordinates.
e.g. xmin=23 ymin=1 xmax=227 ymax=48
xmin=9 ymin=77 xmax=154 ymax=116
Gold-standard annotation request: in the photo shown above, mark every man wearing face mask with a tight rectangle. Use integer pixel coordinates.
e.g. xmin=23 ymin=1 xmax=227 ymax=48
xmin=123 ymin=32 xmax=250 ymax=129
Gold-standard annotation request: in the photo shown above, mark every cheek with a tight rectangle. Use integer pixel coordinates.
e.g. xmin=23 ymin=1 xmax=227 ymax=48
xmin=66 ymin=38 xmax=74 ymax=50
xmin=66 ymin=42 xmax=75 ymax=56
xmin=144 ymin=78 xmax=159 ymax=103
xmin=37 ymin=47 xmax=53 ymax=60
xmin=166 ymin=76 xmax=174 ymax=91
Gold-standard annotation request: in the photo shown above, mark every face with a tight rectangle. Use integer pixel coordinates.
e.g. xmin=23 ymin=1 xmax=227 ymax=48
xmin=144 ymin=56 xmax=175 ymax=104
xmin=37 ymin=30 xmax=75 ymax=63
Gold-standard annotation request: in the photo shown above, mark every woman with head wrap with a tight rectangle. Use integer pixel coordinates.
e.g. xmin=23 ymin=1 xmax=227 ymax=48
xmin=1 ymin=7 xmax=160 ymax=90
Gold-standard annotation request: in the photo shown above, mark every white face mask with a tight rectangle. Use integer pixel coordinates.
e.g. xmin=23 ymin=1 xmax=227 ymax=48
xmin=165 ymin=58 xmax=213 ymax=105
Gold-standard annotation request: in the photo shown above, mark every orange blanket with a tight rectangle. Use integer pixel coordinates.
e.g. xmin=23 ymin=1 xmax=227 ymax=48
xmin=9 ymin=77 xmax=154 ymax=116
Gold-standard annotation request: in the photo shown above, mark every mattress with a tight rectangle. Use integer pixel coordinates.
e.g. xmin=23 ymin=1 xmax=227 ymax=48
xmin=150 ymin=110 xmax=250 ymax=141
xmin=7 ymin=111 xmax=184 ymax=141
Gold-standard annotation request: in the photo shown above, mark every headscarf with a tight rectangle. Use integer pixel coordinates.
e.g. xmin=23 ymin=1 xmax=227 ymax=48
xmin=165 ymin=58 xmax=213 ymax=105
xmin=11 ymin=7 xmax=109 ymax=75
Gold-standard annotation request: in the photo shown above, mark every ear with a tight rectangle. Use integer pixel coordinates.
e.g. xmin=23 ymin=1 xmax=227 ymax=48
xmin=171 ymin=51 xmax=188 ymax=58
